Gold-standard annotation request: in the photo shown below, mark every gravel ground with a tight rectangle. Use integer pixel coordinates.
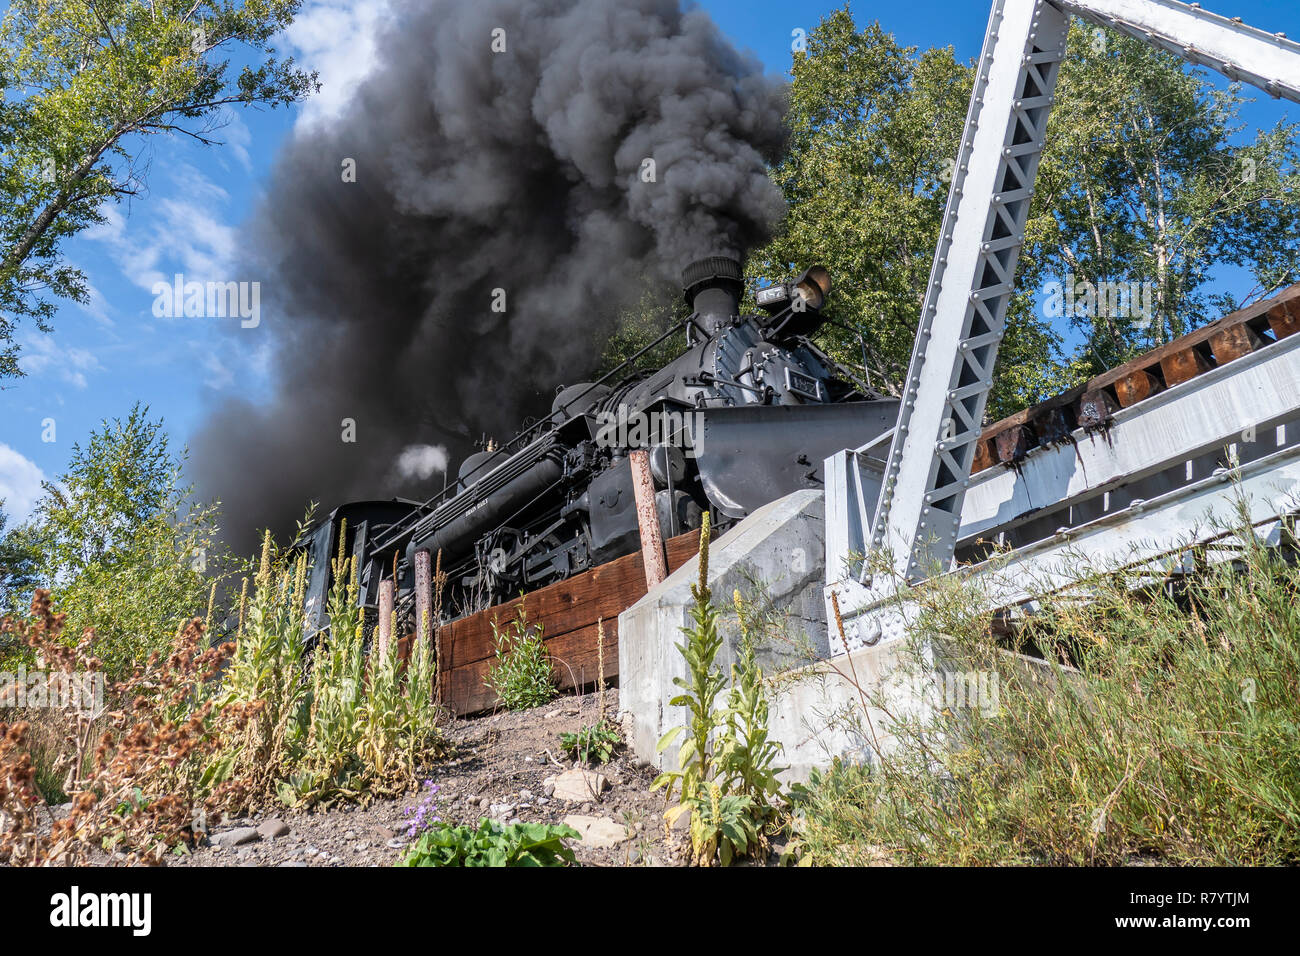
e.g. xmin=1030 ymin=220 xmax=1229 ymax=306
xmin=173 ymin=688 xmax=691 ymax=867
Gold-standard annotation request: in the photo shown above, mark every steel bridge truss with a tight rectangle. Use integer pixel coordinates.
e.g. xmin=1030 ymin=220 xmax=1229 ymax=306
xmin=827 ymin=0 xmax=1300 ymax=651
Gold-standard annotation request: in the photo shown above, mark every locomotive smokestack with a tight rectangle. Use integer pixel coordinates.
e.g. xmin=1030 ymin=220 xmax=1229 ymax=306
xmin=682 ymin=256 xmax=744 ymax=322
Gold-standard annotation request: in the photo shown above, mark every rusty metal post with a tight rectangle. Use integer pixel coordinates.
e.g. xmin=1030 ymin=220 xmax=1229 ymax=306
xmin=628 ymin=448 xmax=668 ymax=589
xmin=414 ymin=549 xmax=433 ymax=649
xmin=414 ymin=548 xmax=435 ymax=699
xmin=377 ymin=579 xmax=394 ymax=659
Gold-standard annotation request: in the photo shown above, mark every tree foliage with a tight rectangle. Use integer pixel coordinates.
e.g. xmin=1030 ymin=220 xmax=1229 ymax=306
xmin=0 ymin=0 xmax=316 ymax=378
xmin=4 ymin=404 xmax=228 ymax=678
xmin=746 ymin=12 xmax=985 ymax=399
xmin=0 ymin=501 xmax=39 ymax=618
xmin=742 ymin=8 xmax=1300 ymax=418
xmin=1024 ymin=26 xmax=1300 ymax=372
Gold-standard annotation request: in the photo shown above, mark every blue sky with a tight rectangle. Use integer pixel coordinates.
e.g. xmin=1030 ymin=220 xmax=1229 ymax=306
xmin=1 ymin=0 xmax=1296 ymax=522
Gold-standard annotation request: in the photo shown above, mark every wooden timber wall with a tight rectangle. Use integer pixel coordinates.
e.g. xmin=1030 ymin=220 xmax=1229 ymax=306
xmin=437 ymin=529 xmax=701 ymax=716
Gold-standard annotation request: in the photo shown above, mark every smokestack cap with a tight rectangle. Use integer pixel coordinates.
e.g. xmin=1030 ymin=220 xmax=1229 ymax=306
xmin=682 ymin=255 xmax=743 ymax=311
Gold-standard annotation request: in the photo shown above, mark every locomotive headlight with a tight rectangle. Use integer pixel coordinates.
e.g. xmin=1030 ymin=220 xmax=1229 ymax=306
xmin=793 ymin=265 xmax=831 ymax=311
xmin=756 ymin=265 xmax=831 ymax=314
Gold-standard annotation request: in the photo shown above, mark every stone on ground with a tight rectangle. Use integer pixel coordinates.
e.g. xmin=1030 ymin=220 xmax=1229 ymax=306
xmin=562 ymin=814 xmax=629 ymax=850
xmin=257 ymin=818 xmax=290 ymax=840
xmin=211 ymin=826 xmax=260 ymax=848
xmin=550 ymin=768 xmax=608 ymax=802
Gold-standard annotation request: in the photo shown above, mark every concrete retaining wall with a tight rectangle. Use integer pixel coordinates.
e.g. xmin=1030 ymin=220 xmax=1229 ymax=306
xmin=618 ymin=489 xmax=938 ymax=782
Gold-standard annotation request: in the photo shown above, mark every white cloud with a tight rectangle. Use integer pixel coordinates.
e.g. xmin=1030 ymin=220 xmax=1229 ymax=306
xmin=283 ymin=0 xmax=392 ymax=130
xmin=0 ymin=444 xmax=46 ymax=521
xmin=85 ymin=164 xmax=239 ymax=299
xmin=201 ymin=350 xmax=235 ymax=391
xmin=216 ymin=108 xmax=254 ymax=171
xmin=82 ymin=204 xmax=126 ymax=244
xmin=76 ymin=279 xmax=115 ymax=327
xmin=17 ymin=334 xmax=103 ymax=389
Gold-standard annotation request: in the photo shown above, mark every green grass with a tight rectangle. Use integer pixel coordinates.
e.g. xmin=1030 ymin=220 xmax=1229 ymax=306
xmin=797 ymin=516 xmax=1300 ymax=866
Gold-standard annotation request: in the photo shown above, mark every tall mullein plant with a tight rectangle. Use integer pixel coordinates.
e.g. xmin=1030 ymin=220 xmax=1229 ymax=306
xmin=289 ymin=520 xmax=367 ymax=804
xmin=718 ymin=590 xmax=786 ymax=833
xmin=652 ymin=513 xmax=727 ymax=828
xmin=220 ymin=529 xmax=308 ymax=793
xmin=359 ymin=586 xmax=441 ymax=796
xmin=312 ymin=523 xmax=365 ymax=753
xmin=403 ymin=603 xmax=441 ymax=754
xmin=361 ymin=621 xmax=405 ymax=786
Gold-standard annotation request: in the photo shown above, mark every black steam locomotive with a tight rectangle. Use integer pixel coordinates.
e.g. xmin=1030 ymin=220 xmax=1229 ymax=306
xmin=298 ymin=256 xmax=898 ymax=634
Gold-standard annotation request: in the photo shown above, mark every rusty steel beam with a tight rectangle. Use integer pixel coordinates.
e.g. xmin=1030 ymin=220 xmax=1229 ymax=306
xmin=972 ymin=283 xmax=1300 ymax=475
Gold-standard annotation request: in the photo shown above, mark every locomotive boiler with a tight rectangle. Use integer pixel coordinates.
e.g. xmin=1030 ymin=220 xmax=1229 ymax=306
xmin=298 ymin=255 xmax=898 ymax=633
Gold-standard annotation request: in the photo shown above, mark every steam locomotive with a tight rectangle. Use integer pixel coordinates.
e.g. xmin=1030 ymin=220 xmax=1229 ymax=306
xmin=297 ymin=255 xmax=898 ymax=634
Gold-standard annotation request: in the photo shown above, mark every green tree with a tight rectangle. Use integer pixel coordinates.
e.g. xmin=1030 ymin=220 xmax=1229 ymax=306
xmin=748 ymin=9 xmax=1077 ymax=416
xmin=13 ymin=404 xmax=228 ymax=677
xmin=1024 ymin=26 xmax=1300 ymax=372
xmin=748 ymin=10 xmax=1300 ymax=417
xmin=0 ymin=0 xmax=316 ymax=379
xmin=750 ymin=12 xmax=1002 ymax=399
xmin=0 ymin=500 xmax=39 ymax=616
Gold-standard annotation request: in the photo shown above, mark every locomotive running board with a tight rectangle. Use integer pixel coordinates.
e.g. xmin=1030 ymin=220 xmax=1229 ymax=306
xmin=692 ymin=400 xmax=899 ymax=519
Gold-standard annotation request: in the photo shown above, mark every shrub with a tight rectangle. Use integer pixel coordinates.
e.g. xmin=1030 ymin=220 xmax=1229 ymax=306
xmin=2 ymin=519 xmax=449 ymax=865
xmin=485 ymin=604 xmax=557 ymax=710
xmin=222 ymin=524 xmax=446 ymax=810
xmin=560 ymin=719 xmax=621 ymax=765
xmin=399 ymin=819 xmax=579 ymax=867
xmin=1 ymin=590 xmax=259 ymax=865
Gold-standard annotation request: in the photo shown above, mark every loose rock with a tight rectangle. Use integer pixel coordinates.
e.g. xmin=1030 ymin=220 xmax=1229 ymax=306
xmin=563 ymin=814 xmax=629 ymax=850
xmin=211 ymin=826 xmax=260 ymax=848
xmin=552 ymin=768 xmax=608 ymax=803
xmin=257 ymin=819 xmax=290 ymax=840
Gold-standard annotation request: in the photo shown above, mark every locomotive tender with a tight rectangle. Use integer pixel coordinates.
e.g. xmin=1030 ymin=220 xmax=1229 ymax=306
xmin=299 ymin=255 xmax=898 ymax=634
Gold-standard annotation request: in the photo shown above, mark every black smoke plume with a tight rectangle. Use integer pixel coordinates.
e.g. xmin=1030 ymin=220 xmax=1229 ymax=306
xmin=192 ymin=0 xmax=787 ymax=553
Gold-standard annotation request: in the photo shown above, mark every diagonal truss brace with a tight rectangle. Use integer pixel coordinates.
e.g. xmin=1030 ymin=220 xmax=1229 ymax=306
xmin=869 ymin=0 xmax=1071 ymax=587
xmin=1057 ymin=0 xmax=1300 ymax=105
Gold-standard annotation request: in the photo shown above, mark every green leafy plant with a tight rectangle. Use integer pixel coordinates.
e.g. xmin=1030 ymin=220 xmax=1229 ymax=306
xmin=485 ymin=603 xmax=557 ymax=710
xmin=652 ymin=514 xmax=725 ymax=815
xmin=277 ymin=522 xmax=366 ymax=807
xmin=652 ymin=514 xmax=779 ymax=866
xmin=212 ymin=526 xmax=311 ymax=804
xmin=398 ymin=819 xmax=579 ymax=867
xmin=799 ymin=503 xmax=1300 ymax=866
xmin=210 ymin=518 xmax=443 ymax=811
xmin=560 ymin=719 xmax=622 ymax=765
xmin=694 ymin=783 xmax=759 ymax=868
xmin=715 ymin=590 xmax=786 ymax=853
xmin=650 ymin=518 xmax=789 ymax=865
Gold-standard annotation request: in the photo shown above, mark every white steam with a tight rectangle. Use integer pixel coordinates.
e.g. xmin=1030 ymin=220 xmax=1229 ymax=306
xmin=395 ymin=443 xmax=449 ymax=481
